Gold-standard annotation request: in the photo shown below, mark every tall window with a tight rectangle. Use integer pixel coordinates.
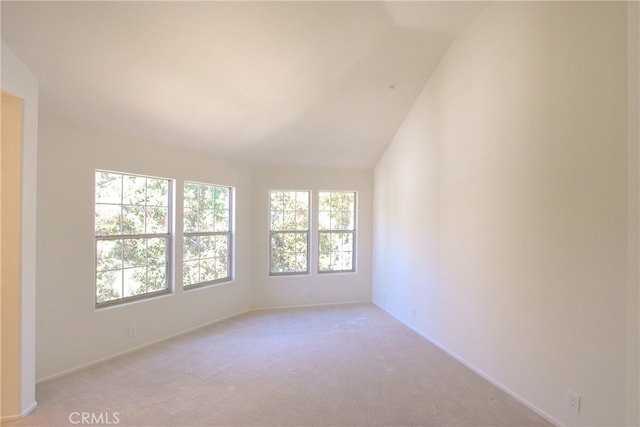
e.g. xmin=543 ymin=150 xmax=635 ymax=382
xmin=318 ymin=191 xmax=356 ymax=273
xmin=183 ymin=182 xmax=232 ymax=288
xmin=95 ymin=171 xmax=171 ymax=306
xmin=269 ymin=190 xmax=310 ymax=275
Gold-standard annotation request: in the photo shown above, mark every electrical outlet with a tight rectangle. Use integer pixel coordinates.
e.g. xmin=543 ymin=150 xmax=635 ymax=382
xmin=305 ymin=290 xmax=312 ymax=299
xmin=411 ymin=307 xmax=416 ymax=318
xmin=567 ymin=390 xmax=580 ymax=413
xmin=128 ymin=325 xmax=136 ymax=337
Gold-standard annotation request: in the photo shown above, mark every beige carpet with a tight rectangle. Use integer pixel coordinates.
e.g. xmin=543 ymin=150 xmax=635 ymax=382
xmin=10 ymin=303 xmax=551 ymax=426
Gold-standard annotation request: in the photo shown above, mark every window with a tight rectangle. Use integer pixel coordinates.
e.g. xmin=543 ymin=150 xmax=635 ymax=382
xmin=95 ymin=171 xmax=171 ymax=306
xmin=269 ymin=190 xmax=310 ymax=275
xmin=183 ymin=182 xmax=232 ymax=288
xmin=318 ymin=191 xmax=356 ymax=273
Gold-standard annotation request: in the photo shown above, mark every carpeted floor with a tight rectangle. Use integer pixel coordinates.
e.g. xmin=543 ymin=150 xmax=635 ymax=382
xmin=9 ymin=303 xmax=551 ymax=426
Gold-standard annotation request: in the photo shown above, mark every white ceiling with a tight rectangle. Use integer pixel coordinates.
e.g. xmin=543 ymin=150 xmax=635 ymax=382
xmin=1 ymin=1 xmax=488 ymax=169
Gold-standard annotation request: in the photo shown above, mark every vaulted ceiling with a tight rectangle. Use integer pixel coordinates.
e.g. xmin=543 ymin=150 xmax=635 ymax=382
xmin=2 ymin=1 xmax=488 ymax=169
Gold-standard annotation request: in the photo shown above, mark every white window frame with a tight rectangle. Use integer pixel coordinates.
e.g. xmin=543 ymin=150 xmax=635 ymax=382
xmin=183 ymin=181 xmax=234 ymax=289
xmin=94 ymin=170 xmax=173 ymax=308
xmin=269 ymin=190 xmax=311 ymax=276
xmin=318 ymin=191 xmax=356 ymax=274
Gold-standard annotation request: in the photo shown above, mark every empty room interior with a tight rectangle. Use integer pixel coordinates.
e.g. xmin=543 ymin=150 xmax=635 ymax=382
xmin=1 ymin=1 xmax=639 ymax=426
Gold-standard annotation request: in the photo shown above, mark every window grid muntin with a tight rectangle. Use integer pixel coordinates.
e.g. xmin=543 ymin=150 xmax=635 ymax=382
xmin=269 ymin=190 xmax=310 ymax=275
xmin=318 ymin=191 xmax=356 ymax=273
xmin=95 ymin=170 xmax=172 ymax=307
xmin=183 ymin=182 xmax=233 ymax=288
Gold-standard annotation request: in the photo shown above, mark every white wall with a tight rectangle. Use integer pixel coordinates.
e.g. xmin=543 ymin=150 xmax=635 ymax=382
xmin=0 ymin=42 xmax=38 ymax=419
xmin=373 ymin=2 xmax=632 ymax=426
xmin=36 ymin=115 xmax=254 ymax=380
xmin=628 ymin=2 xmax=640 ymax=424
xmin=251 ymin=166 xmax=372 ymax=308
xmin=36 ymin=118 xmax=373 ymax=381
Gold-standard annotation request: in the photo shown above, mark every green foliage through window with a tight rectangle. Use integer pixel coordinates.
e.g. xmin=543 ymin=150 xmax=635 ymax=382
xmin=183 ymin=182 xmax=232 ymax=287
xmin=318 ymin=191 xmax=356 ymax=273
xmin=269 ymin=190 xmax=310 ymax=274
xmin=95 ymin=171 xmax=171 ymax=305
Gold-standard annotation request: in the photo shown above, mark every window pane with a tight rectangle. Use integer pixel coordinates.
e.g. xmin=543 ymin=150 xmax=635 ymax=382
xmin=122 ymin=175 xmax=146 ymax=205
xmin=124 ymin=267 xmax=147 ymax=297
xmin=123 ymin=238 xmax=146 ymax=268
xmin=269 ymin=190 xmax=309 ymax=232
xmin=199 ymin=209 xmax=215 ymax=233
xmin=147 ymin=178 xmax=168 ymax=206
xmin=271 ymin=209 xmax=283 ymax=231
xmin=122 ymin=205 xmax=145 ymax=234
xmin=270 ymin=232 xmax=307 ymax=274
xmin=200 ymin=258 xmax=216 ymax=282
xmin=183 ymin=260 xmax=199 ymax=287
xmin=200 ymin=235 xmax=216 ymax=259
xmin=95 ymin=171 xmax=171 ymax=306
xmin=341 ymin=252 xmax=353 ymax=270
xmin=184 ymin=235 xmax=199 ymax=261
xmin=216 ymin=256 xmax=228 ymax=278
xmin=319 ymin=191 xmax=355 ymax=231
xmin=97 ymin=270 xmax=122 ymax=303
xmin=283 ymin=210 xmax=297 ymax=231
xmin=147 ymin=265 xmax=166 ymax=292
xmin=182 ymin=182 xmax=233 ymax=287
xmin=184 ymin=207 xmax=198 ymax=233
xmin=214 ymin=209 xmax=229 ymax=232
xmin=199 ymin=185 xmax=215 ymax=209
xmin=146 ymin=207 xmax=168 ymax=233
xmin=147 ymin=237 xmax=167 ymax=265
xmin=96 ymin=239 xmax=122 ymax=271
xmin=319 ymin=211 xmax=330 ymax=230
xmin=95 ymin=204 xmax=121 ymax=235
xmin=95 ymin=172 xmax=122 ymax=204
xmin=214 ymin=187 xmax=229 ymax=210
xmin=215 ymin=234 xmax=229 ymax=258
xmin=319 ymin=231 xmax=354 ymax=272
xmin=184 ymin=182 xmax=199 ymax=208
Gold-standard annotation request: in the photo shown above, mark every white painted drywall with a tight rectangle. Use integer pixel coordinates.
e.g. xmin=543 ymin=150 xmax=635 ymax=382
xmin=373 ymin=2 xmax=632 ymax=426
xmin=251 ymin=166 xmax=372 ymax=308
xmin=35 ymin=115 xmax=254 ymax=380
xmin=2 ymin=90 xmax=24 ymax=421
xmin=628 ymin=2 xmax=640 ymax=425
xmin=35 ymin=120 xmax=373 ymax=380
xmin=0 ymin=42 xmax=38 ymax=419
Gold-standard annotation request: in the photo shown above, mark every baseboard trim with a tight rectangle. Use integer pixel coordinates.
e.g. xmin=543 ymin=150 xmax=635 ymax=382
xmin=373 ymin=301 xmax=563 ymax=427
xmin=0 ymin=401 xmax=37 ymax=425
xmin=37 ymin=309 xmax=252 ymax=384
xmin=252 ymin=299 xmax=372 ymax=312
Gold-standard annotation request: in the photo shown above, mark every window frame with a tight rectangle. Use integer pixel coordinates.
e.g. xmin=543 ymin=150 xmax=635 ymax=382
xmin=94 ymin=170 xmax=173 ymax=308
xmin=268 ymin=190 xmax=311 ymax=276
xmin=317 ymin=191 xmax=357 ymax=274
xmin=182 ymin=181 xmax=234 ymax=289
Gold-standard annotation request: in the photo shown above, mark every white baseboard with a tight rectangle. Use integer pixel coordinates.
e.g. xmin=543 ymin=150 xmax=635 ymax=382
xmin=252 ymin=299 xmax=372 ymax=312
xmin=375 ymin=302 xmax=563 ymax=427
xmin=0 ymin=401 xmax=37 ymax=424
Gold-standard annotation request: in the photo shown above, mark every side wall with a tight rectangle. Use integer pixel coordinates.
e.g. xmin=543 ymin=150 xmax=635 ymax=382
xmin=0 ymin=42 xmax=38 ymax=419
xmin=628 ymin=2 xmax=640 ymax=424
xmin=1 ymin=91 xmax=24 ymax=419
xmin=373 ymin=3 xmax=629 ymax=426
xmin=36 ymin=116 xmax=253 ymax=380
xmin=251 ymin=166 xmax=372 ymax=309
